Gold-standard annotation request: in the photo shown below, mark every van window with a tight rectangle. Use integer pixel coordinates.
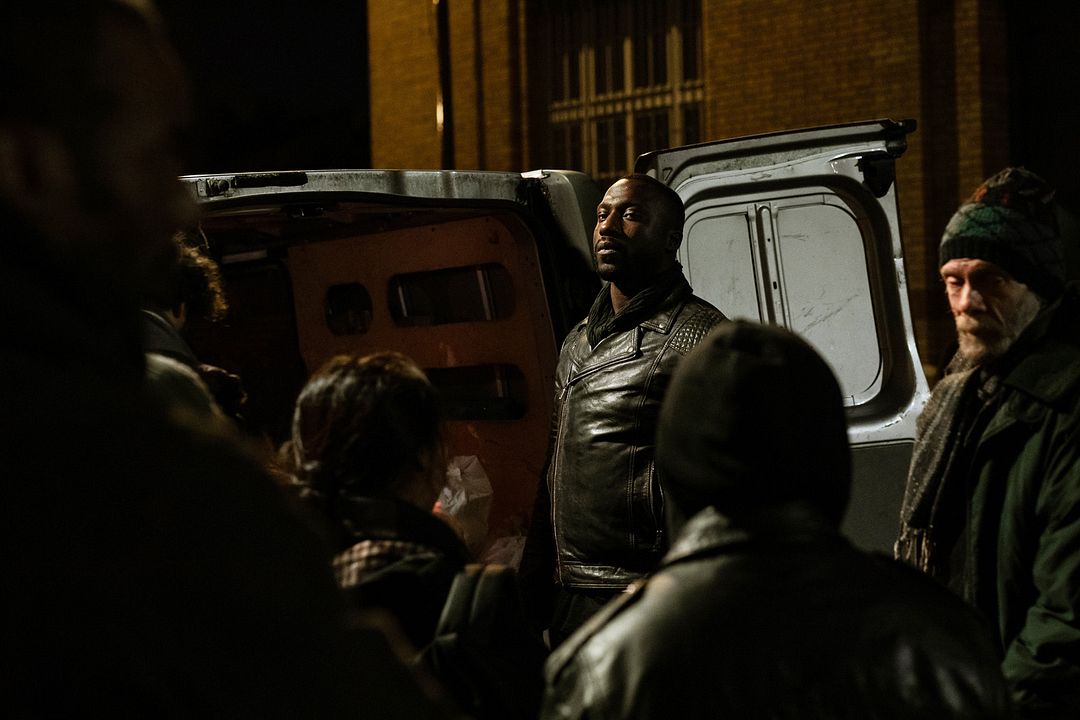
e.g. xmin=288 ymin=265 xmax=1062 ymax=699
xmin=424 ymin=364 xmax=527 ymax=421
xmin=325 ymin=282 xmax=373 ymax=336
xmin=682 ymin=194 xmax=880 ymax=405
xmin=389 ymin=264 xmax=514 ymax=327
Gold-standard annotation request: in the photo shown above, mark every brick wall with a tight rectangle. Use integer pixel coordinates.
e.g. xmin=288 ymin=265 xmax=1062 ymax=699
xmin=696 ymin=0 xmax=1011 ymax=375
xmin=369 ymin=0 xmax=523 ymax=171
xmin=368 ymin=1 xmax=442 ymax=168
xmin=368 ymin=0 xmax=1014 ymax=375
xmin=449 ymin=0 xmax=523 ymax=170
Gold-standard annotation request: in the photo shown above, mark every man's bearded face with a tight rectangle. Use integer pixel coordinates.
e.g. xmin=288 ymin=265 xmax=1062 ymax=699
xmin=941 ymin=257 xmax=1042 ymax=365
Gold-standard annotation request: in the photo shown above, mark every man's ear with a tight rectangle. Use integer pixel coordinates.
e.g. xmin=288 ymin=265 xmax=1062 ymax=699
xmin=0 ymin=124 xmax=78 ymax=221
xmin=665 ymin=229 xmax=683 ymax=254
xmin=169 ymin=301 xmax=188 ymax=330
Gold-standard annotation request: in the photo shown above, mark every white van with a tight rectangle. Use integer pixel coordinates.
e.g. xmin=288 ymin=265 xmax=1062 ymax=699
xmin=182 ymin=118 xmax=927 ymax=554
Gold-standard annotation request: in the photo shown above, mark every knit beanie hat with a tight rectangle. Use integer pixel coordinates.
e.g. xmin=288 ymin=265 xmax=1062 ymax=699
xmin=939 ymin=167 xmax=1064 ymax=299
xmin=656 ymin=321 xmax=850 ymax=527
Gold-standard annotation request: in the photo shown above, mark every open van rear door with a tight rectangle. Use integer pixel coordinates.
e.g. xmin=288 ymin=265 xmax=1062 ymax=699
xmin=179 ymin=170 xmax=602 ymax=545
xmin=636 ymin=118 xmax=928 ymax=552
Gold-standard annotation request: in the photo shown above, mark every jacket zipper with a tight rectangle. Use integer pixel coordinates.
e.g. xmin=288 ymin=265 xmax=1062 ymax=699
xmin=550 ymin=377 xmax=572 ymax=582
xmin=565 ymin=328 xmax=642 ymax=385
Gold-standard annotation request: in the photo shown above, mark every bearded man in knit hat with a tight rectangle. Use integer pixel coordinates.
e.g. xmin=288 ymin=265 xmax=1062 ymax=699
xmin=896 ymin=167 xmax=1080 ymax=718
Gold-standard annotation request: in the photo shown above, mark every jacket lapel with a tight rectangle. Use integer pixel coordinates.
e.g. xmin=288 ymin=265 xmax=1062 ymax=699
xmin=566 ymin=326 xmax=643 ymax=384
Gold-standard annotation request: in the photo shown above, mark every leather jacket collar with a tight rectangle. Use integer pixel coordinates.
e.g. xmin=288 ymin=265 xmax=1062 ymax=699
xmin=664 ymin=504 xmax=843 ymax=568
xmin=584 ymin=268 xmax=691 ymax=346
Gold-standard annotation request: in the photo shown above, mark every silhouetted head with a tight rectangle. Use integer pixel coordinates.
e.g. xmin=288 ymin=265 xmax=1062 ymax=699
xmin=291 ymin=352 xmax=445 ymax=512
xmin=142 ymin=229 xmax=228 ymax=325
xmin=657 ymin=321 xmax=850 ymax=530
xmin=0 ymin=0 xmax=197 ymax=297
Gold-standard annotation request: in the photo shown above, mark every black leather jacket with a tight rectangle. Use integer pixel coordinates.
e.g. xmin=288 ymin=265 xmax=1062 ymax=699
xmin=542 ymin=281 xmax=725 ymax=589
xmin=543 ymin=506 xmax=1014 ymax=719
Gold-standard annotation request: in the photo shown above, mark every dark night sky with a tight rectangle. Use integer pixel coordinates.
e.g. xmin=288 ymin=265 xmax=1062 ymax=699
xmin=157 ymin=0 xmax=371 ymax=174
xmin=1006 ymin=3 xmax=1080 ymax=216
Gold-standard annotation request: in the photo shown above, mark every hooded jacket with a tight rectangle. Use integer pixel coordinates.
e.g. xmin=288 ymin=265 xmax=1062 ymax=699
xmin=543 ymin=505 xmax=1013 ymax=720
xmin=331 ymin=496 xmax=472 ymax=650
xmin=543 ymin=321 xmax=1013 ymax=719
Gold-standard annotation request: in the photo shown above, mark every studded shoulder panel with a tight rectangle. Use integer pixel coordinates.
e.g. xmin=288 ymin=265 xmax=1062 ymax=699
xmin=669 ymin=303 xmax=727 ymax=356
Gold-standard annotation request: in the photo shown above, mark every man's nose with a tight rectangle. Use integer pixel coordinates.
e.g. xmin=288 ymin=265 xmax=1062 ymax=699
xmin=596 ymin=213 xmax=618 ymax=236
xmin=957 ymin=282 xmax=984 ymax=312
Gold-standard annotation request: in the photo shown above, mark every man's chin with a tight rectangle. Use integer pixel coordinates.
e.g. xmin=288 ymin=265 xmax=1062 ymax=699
xmin=957 ymin=331 xmax=1008 ymax=366
xmin=596 ymin=265 xmax=622 ymax=283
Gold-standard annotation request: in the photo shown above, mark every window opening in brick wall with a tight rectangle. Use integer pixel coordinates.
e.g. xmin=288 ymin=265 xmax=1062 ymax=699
xmin=683 ymin=103 xmax=702 ymax=145
xmin=680 ymin=0 xmax=701 ymax=81
xmin=556 ymin=7 xmax=580 ymax=101
xmin=633 ymin=109 xmax=670 ymax=162
xmin=596 ymin=115 xmax=628 ymax=175
xmin=542 ymin=0 xmax=704 ymax=183
xmin=552 ymin=121 xmax=584 ymax=171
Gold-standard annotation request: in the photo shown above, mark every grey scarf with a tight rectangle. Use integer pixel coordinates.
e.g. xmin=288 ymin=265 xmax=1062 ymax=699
xmin=895 ymin=354 xmax=981 ymax=575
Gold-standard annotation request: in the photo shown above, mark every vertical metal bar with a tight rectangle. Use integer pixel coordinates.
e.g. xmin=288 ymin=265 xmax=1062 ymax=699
xmin=476 ymin=266 xmax=494 ymax=321
xmin=396 ymin=282 xmax=410 ymax=320
xmin=435 ymin=0 xmax=455 ymax=169
xmin=472 ymin=0 xmax=486 ymax=169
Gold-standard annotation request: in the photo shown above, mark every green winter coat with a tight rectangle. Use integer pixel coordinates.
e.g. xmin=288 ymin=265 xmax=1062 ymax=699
xmin=962 ymin=290 xmax=1080 ymax=718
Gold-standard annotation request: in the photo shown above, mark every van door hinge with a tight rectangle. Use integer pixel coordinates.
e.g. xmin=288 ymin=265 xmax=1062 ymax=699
xmin=858 ymin=153 xmax=896 ymax=198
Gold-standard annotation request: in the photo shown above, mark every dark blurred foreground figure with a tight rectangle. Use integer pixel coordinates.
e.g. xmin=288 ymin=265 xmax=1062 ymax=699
xmin=543 ymin=322 xmax=1012 ymax=719
xmin=896 ymin=167 xmax=1080 ymax=718
xmin=291 ymin=352 xmax=546 ymax=720
xmin=0 ymin=2 xmax=449 ymax=717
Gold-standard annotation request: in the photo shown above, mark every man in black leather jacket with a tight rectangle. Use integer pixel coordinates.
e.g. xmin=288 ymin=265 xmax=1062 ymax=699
xmin=542 ymin=321 xmax=1013 ymax=719
xmin=521 ymin=173 xmax=726 ymax=647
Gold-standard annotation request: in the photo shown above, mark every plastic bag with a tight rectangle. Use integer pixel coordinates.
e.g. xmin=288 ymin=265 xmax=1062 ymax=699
xmin=478 ymin=534 xmax=526 ymax=569
xmin=438 ymin=456 xmax=493 ymax=556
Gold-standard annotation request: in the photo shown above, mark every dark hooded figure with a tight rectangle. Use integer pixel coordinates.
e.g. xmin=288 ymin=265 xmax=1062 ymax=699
xmin=542 ymin=321 xmax=1013 ymax=719
xmin=1 ymin=3 xmax=450 ymax=717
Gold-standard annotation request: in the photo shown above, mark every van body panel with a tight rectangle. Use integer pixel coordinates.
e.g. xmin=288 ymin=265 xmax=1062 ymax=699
xmin=182 ymin=120 xmax=926 ymax=553
xmin=637 ymin=118 xmax=928 ymax=550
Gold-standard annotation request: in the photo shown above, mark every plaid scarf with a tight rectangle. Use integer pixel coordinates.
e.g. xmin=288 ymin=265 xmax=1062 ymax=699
xmin=332 ymin=538 xmax=439 ymax=590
